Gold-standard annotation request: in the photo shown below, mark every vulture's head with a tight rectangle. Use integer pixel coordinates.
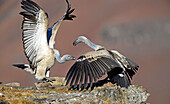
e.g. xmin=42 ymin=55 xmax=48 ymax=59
xmin=73 ymin=36 xmax=87 ymax=46
xmin=53 ymin=49 xmax=75 ymax=63
xmin=63 ymin=55 xmax=76 ymax=61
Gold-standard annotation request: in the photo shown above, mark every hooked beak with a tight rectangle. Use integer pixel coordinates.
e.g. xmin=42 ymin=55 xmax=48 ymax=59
xmin=73 ymin=39 xmax=79 ymax=46
xmin=72 ymin=56 xmax=76 ymax=60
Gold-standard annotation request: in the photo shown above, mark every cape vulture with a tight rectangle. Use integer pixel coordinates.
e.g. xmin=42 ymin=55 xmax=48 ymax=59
xmin=65 ymin=36 xmax=139 ymax=90
xmin=13 ymin=0 xmax=76 ymax=82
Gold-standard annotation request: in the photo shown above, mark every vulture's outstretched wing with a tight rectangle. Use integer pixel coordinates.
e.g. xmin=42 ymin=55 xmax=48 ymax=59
xmin=47 ymin=0 xmax=76 ymax=48
xmin=65 ymin=50 xmax=122 ymax=90
xmin=20 ymin=0 xmax=50 ymax=68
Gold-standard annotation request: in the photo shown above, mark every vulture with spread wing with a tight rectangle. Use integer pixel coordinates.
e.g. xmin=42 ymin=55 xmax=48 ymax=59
xmin=65 ymin=36 xmax=139 ymax=90
xmin=13 ymin=0 xmax=76 ymax=81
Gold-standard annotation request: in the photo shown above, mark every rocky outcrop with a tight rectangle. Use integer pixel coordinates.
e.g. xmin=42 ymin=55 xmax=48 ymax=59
xmin=0 ymin=80 xmax=150 ymax=104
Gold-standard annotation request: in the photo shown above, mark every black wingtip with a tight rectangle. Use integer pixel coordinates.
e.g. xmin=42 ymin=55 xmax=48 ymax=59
xmin=69 ymin=8 xmax=75 ymax=14
xmin=20 ymin=0 xmax=41 ymax=15
xmin=65 ymin=0 xmax=69 ymax=5
xmin=64 ymin=0 xmax=76 ymax=21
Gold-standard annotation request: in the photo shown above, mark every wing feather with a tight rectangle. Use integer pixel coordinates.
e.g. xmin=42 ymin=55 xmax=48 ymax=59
xmin=91 ymin=61 xmax=102 ymax=78
xmin=65 ymin=63 xmax=77 ymax=85
xmin=48 ymin=0 xmax=76 ymax=48
xmin=93 ymin=61 xmax=105 ymax=76
xmin=87 ymin=64 xmax=93 ymax=88
xmin=70 ymin=65 xmax=78 ymax=86
xmin=21 ymin=1 xmax=39 ymax=12
xmin=20 ymin=0 xmax=50 ymax=68
xmin=65 ymin=64 xmax=74 ymax=80
xmin=90 ymin=62 xmax=100 ymax=79
xmin=65 ymin=50 xmax=122 ymax=89
xmin=73 ymin=64 xmax=81 ymax=88
xmin=78 ymin=62 xmax=84 ymax=89
xmin=98 ymin=58 xmax=111 ymax=72
xmin=88 ymin=63 xmax=97 ymax=83
xmin=83 ymin=61 xmax=88 ymax=90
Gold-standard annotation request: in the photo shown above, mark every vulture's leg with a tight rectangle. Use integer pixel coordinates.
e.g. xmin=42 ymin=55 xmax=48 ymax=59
xmin=42 ymin=77 xmax=56 ymax=83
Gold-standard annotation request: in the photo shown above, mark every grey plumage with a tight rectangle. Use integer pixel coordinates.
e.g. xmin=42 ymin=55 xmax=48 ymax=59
xmin=65 ymin=36 xmax=139 ymax=90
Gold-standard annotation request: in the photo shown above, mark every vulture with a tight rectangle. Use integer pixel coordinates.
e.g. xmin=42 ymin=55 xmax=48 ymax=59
xmin=65 ymin=36 xmax=139 ymax=90
xmin=13 ymin=0 xmax=76 ymax=82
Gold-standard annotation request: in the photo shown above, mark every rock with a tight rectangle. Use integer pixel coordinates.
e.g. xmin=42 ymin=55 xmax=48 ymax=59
xmin=0 ymin=101 xmax=9 ymax=104
xmin=0 ymin=83 xmax=150 ymax=104
xmin=34 ymin=82 xmax=52 ymax=88
xmin=0 ymin=93 xmax=5 ymax=97
xmin=4 ymin=82 xmax=20 ymax=87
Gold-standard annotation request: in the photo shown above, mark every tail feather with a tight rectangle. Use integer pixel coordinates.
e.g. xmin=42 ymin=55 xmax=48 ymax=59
xmin=13 ymin=64 xmax=34 ymax=74
xmin=13 ymin=64 xmax=28 ymax=69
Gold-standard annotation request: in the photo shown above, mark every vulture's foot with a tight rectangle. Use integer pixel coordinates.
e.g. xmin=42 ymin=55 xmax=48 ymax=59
xmin=35 ymin=81 xmax=52 ymax=88
xmin=42 ymin=77 xmax=56 ymax=83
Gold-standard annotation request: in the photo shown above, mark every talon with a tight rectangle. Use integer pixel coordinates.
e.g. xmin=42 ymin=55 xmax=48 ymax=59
xmin=42 ymin=77 xmax=55 ymax=83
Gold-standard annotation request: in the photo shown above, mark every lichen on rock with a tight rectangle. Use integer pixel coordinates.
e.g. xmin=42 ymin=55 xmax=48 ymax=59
xmin=0 ymin=80 xmax=150 ymax=104
xmin=4 ymin=82 xmax=20 ymax=87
